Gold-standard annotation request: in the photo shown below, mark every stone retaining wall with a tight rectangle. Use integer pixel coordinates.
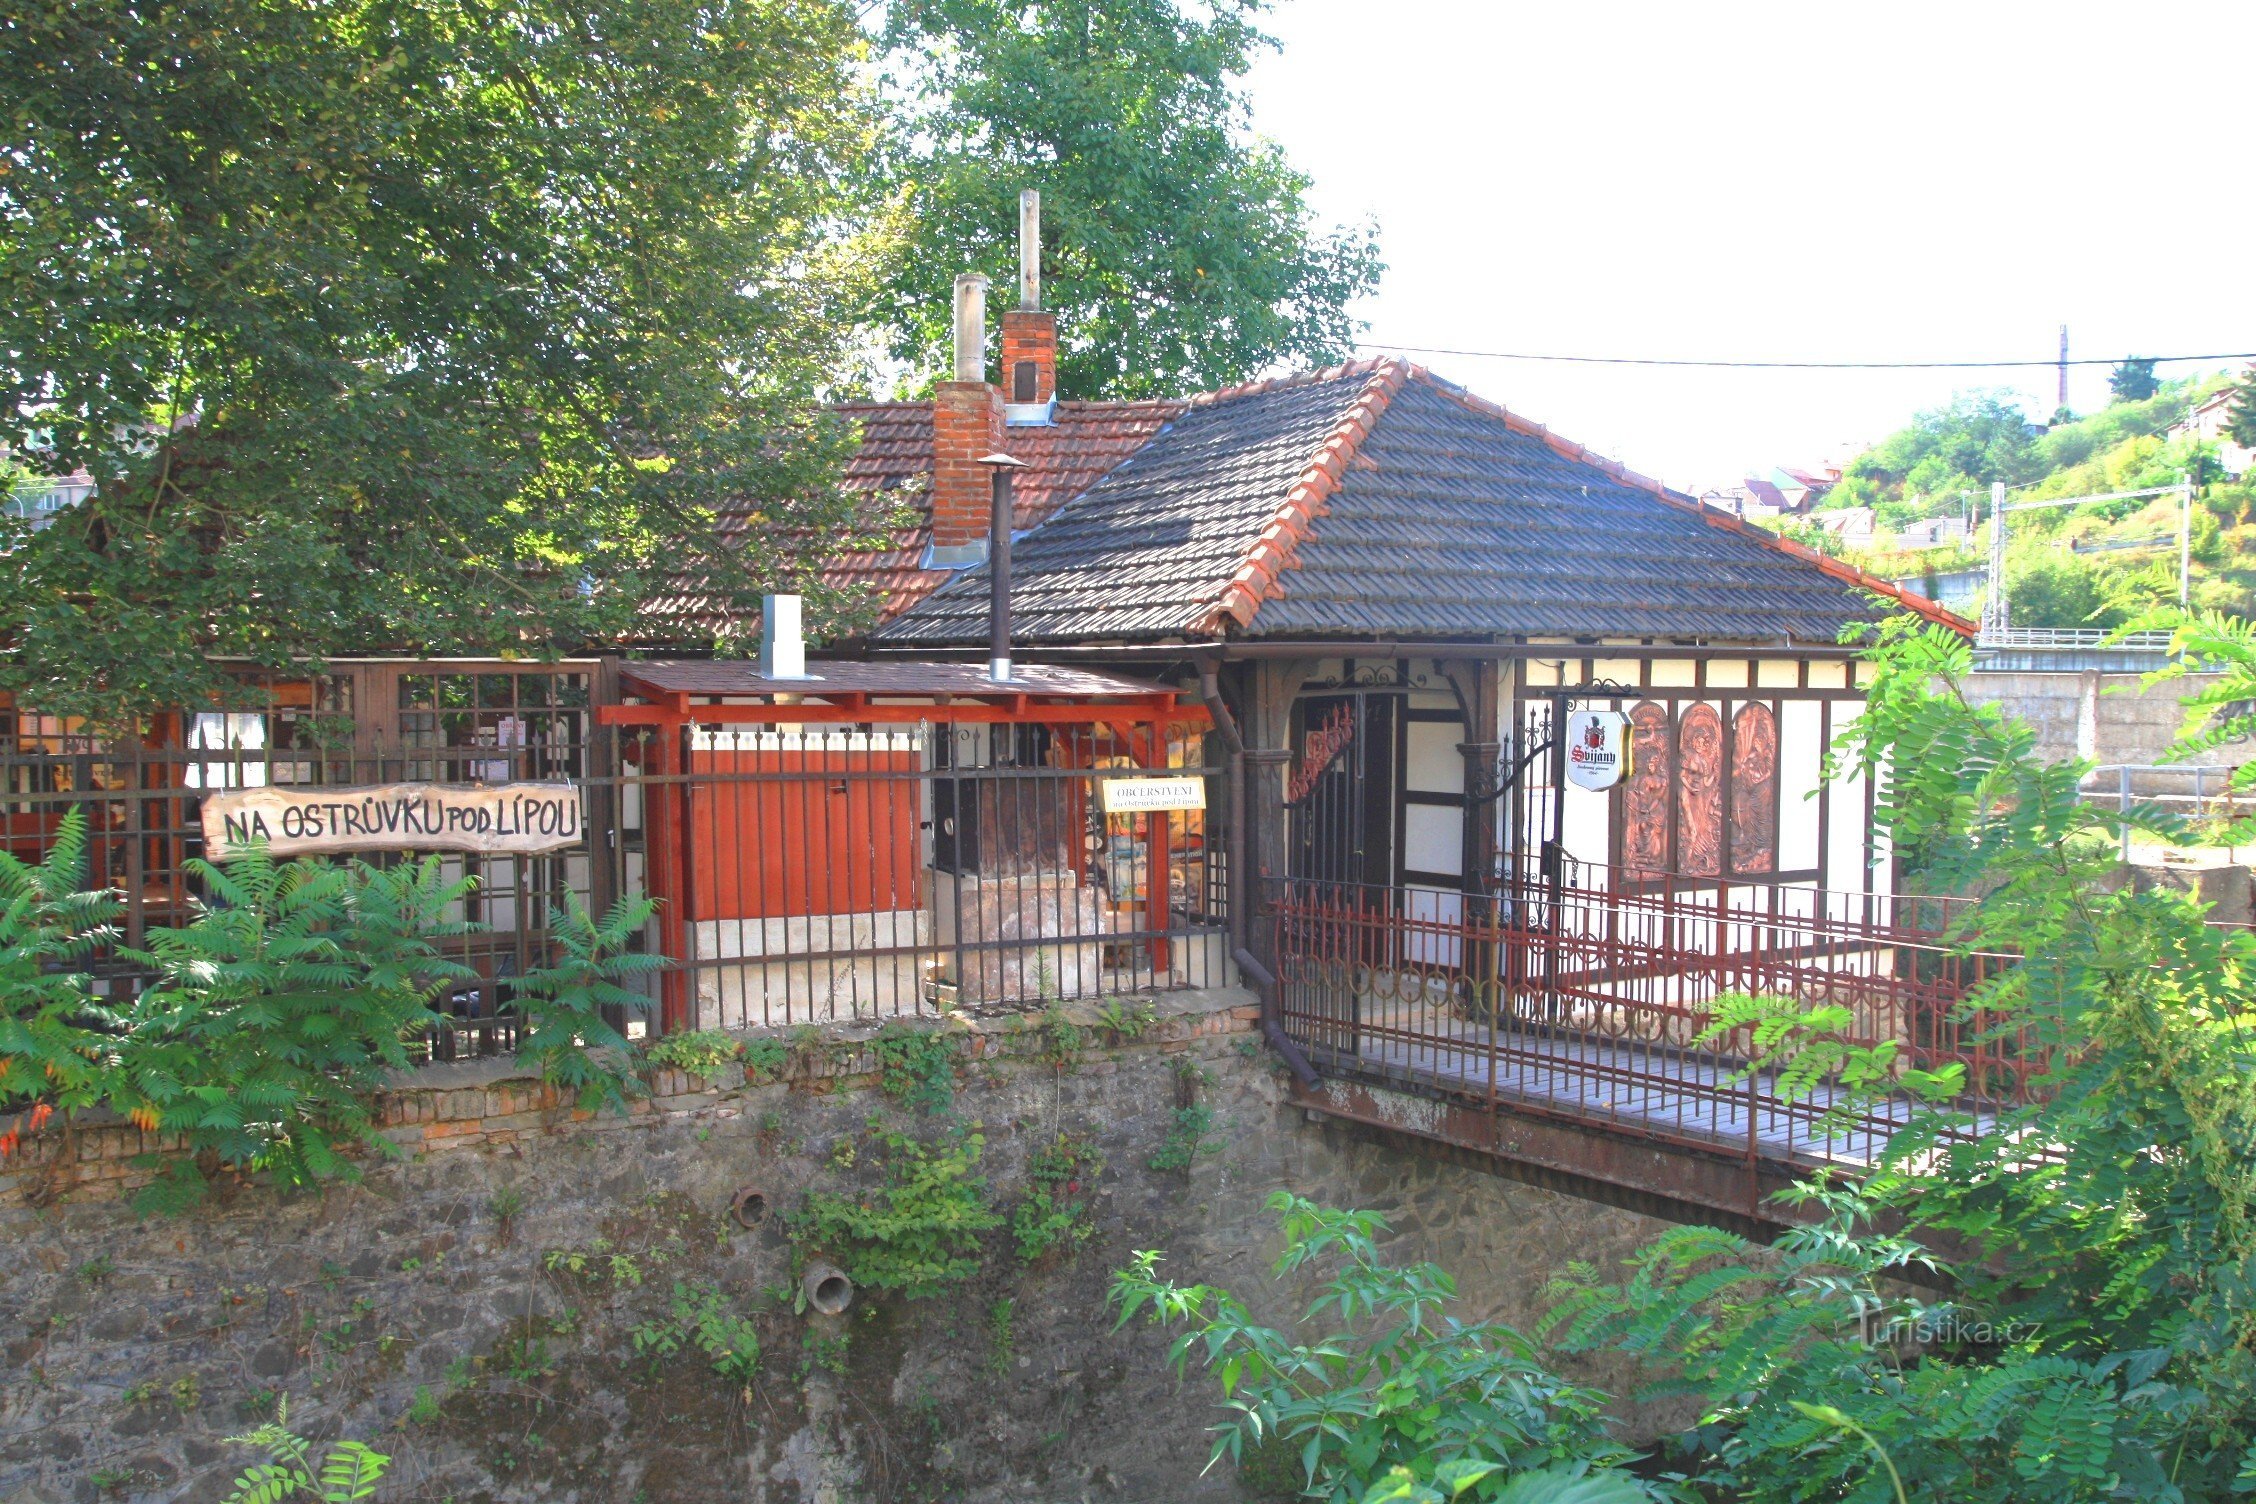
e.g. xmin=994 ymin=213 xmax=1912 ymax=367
xmin=0 ymin=991 xmax=1675 ymax=1504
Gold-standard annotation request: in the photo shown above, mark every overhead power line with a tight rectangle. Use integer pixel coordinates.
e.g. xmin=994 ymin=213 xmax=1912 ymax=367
xmin=1354 ymin=343 xmax=2256 ymax=371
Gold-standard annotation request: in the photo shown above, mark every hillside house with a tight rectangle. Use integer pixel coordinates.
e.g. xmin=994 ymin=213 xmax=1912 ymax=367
xmin=2170 ymin=385 xmax=2253 ymax=477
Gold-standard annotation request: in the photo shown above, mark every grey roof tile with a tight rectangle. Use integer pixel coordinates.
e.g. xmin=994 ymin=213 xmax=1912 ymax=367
xmin=878 ymin=367 xmax=1903 ymax=646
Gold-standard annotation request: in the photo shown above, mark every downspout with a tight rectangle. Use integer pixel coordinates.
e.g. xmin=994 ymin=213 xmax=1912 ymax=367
xmin=1199 ymin=661 xmax=1319 ymax=1088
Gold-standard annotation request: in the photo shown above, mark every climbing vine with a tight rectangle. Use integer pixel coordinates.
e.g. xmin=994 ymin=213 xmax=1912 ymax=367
xmin=1011 ymin=1134 xmax=1103 ymax=1263
xmin=788 ymin=1127 xmax=1002 ymax=1297
xmin=869 ymin=1024 xmax=960 ymax=1114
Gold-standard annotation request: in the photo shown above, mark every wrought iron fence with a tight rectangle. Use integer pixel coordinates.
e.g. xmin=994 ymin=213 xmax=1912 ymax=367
xmin=1268 ymin=869 xmax=2025 ymax=1171
xmin=673 ymin=721 xmax=1228 ymax=1028
xmin=0 ymin=714 xmax=1229 ymax=1059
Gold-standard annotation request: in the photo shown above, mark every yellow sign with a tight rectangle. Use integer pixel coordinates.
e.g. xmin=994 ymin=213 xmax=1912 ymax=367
xmin=1099 ymin=776 xmax=1207 ymax=814
xmin=201 ymin=782 xmax=583 ymax=860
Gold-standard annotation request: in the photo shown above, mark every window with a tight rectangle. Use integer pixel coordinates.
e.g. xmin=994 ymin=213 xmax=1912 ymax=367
xmin=396 ymin=671 xmax=590 ymax=782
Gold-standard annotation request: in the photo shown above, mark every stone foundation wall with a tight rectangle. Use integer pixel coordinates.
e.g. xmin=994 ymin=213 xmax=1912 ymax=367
xmin=0 ymin=992 xmax=1676 ymax=1504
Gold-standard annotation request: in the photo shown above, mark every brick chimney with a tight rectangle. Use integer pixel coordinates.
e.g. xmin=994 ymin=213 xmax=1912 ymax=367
xmin=928 ymin=272 xmax=1003 ymax=567
xmin=999 ymin=189 xmax=1057 ymax=417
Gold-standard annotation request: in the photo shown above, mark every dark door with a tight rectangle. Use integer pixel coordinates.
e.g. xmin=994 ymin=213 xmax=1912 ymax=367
xmin=1286 ymin=692 xmax=1396 ymax=894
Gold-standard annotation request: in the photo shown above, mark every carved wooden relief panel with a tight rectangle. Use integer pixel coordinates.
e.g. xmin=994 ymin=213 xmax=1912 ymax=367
xmin=1675 ymin=704 xmax=1724 ymax=877
xmin=1729 ymin=702 xmax=1779 ymax=874
xmin=1622 ymin=701 xmax=1673 ymax=882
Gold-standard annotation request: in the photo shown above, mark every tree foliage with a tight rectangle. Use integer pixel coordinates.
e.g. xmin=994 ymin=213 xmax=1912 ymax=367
xmin=2229 ymin=368 xmax=2256 ymax=452
xmin=869 ymin=0 xmax=1383 ymax=399
xmin=1543 ymin=613 xmax=2256 ymax=1502
xmin=1819 ymin=376 xmax=2256 ymax=624
xmin=2109 ymin=357 xmax=2161 ymax=404
xmin=0 ymin=0 xmax=883 ymax=724
xmin=1822 ymin=390 xmax=2048 ymax=539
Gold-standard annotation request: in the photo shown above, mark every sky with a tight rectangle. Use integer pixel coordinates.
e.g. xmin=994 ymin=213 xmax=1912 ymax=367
xmin=1241 ymin=0 xmax=2256 ymax=491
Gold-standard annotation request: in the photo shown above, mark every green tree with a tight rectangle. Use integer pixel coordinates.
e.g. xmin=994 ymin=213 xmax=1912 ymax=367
xmin=1826 ymin=391 xmax=2038 ymax=517
xmin=1545 ymin=613 xmax=2256 ymax=1501
xmin=1999 ymin=552 xmax=2127 ymax=630
xmin=0 ymin=0 xmax=882 ymax=726
xmin=2227 ymin=368 xmax=2256 ymax=451
xmin=869 ymin=0 xmax=1383 ymax=399
xmin=2109 ymin=357 xmax=2161 ymax=403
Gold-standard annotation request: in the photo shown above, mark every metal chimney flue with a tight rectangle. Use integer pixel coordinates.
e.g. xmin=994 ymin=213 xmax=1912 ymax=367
xmin=1019 ymin=190 xmax=1041 ymax=311
xmin=978 ymin=453 xmax=1029 ymax=681
xmin=952 ymin=272 xmax=989 ymax=383
xmin=759 ymin=593 xmax=809 ymax=679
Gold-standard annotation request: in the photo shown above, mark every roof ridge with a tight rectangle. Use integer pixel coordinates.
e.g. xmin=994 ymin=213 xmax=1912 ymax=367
xmin=1183 ymin=355 xmax=1402 ymax=411
xmin=1399 ymin=367 xmax=1974 ymax=636
xmin=1194 ymin=360 xmax=1415 ymax=633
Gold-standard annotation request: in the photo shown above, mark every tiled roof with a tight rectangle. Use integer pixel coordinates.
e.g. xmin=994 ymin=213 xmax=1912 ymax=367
xmin=878 ymin=371 xmax=1372 ymax=643
xmin=647 ymin=400 xmax=1178 ymax=633
xmin=879 ymin=360 xmax=1969 ymax=645
xmin=824 ymin=400 xmax=1181 ymax=621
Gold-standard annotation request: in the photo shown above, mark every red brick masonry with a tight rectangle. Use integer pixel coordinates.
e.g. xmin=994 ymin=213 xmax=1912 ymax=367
xmin=0 ymin=998 xmax=1263 ymax=1206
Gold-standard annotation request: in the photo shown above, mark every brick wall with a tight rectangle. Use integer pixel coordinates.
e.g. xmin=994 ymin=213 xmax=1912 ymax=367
xmin=1000 ymin=309 xmax=1057 ymax=405
xmin=928 ymin=379 xmax=1003 ymax=550
xmin=0 ymin=996 xmax=1264 ymax=1207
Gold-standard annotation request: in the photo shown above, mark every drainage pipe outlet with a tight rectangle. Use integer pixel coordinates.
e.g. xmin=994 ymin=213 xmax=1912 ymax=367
xmin=802 ymin=1261 xmax=854 ymax=1317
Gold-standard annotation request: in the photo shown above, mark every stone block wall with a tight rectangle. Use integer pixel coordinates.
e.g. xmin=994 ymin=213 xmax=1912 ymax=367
xmin=0 ymin=991 xmax=1676 ymax=1504
xmin=1962 ymin=668 xmax=2254 ymax=779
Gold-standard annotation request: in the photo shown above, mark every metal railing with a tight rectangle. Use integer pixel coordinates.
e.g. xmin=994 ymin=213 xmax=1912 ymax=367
xmin=675 ymin=723 xmax=1227 ymax=1028
xmin=1 ymin=719 xmax=1229 ymax=1060
xmin=1269 ymin=873 xmax=2026 ymax=1171
xmin=2083 ymin=763 xmax=2248 ymax=861
xmin=1976 ymin=625 xmax=2175 ymax=652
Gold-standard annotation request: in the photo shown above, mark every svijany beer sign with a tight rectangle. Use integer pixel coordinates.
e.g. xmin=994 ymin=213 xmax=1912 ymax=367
xmin=1563 ymin=710 xmax=1631 ymax=792
xmin=201 ymin=782 xmax=584 ymax=860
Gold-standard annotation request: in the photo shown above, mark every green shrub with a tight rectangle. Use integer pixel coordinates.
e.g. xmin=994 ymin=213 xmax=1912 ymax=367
xmin=0 ymin=809 xmax=120 ymax=1135
xmin=513 ymin=891 xmax=662 ymax=1112
xmin=1112 ymin=1193 xmax=1659 ymax=1503
xmin=108 ymin=851 xmax=474 ymax=1199
xmin=1094 ymin=999 xmax=1157 ymax=1041
xmin=634 ymin=1280 xmax=760 ymax=1389
xmin=741 ymin=1036 xmax=790 ymax=1082
xmin=869 ymin=1023 xmax=957 ymax=1113
xmin=1541 ymin=613 xmax=2256 ymax=1501
xmin=789 ymin=1128 xmax=1001 ymax=1297
xmin=1 ymin=834 xmax=670 ymax=1204
xmin=1036 ymin=1002 xmax=1084 ymax=1071
xmin=1146 ymin=1105 xmax=1221 ymax=1172
xmin=1012 ymin=1133 xmax=1102 ymax=1262
xmin=641 ymin=1029 xmax=743 ymax=1077
xmin=216 ymin=1397 xmax=389 ymax=1503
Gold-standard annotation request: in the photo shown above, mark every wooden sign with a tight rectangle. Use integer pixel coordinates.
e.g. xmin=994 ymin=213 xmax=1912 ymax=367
xmin=1100 ymin=776 xmax=1206 ymax=814
xmin=201 ymin=782 xmax=583 ymax=860
xmin=1564 ymin=711 xmax=1631 ymax=792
